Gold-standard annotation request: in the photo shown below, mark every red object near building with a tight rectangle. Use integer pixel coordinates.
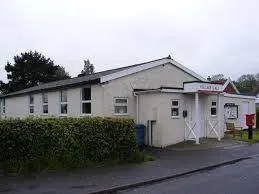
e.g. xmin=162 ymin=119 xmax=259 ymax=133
xmin=246 ymin=114 xmax=255 ymax=127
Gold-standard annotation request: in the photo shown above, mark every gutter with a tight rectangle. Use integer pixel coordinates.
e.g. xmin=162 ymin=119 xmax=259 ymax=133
xmin=133 ymin=89 xmax=161 ymax=95
xmin=223 ymin=92 xmax=256 ymax=100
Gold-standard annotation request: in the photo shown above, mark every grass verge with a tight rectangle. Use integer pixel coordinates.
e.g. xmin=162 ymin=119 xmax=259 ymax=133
xmin=225 ymin=130 xmax=259 ymax=144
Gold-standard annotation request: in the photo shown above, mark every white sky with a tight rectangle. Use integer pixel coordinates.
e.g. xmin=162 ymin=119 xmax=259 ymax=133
xmin=1 ymin=0 xmax=259 ymax=82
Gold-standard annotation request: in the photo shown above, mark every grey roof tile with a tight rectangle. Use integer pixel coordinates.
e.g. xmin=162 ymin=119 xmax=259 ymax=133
xmin=1 ymin=56 xmax=171 ymax=98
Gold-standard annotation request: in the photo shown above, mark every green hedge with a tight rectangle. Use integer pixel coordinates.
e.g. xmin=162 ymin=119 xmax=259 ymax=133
xmin=0 ymin=117 xmax=136 ymax=173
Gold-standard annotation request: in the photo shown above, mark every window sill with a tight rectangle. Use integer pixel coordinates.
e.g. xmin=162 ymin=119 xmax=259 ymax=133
xmin=81 ymin=114 xmax=92 ymax=117
xmin=211 ymin=115 xmax=217 ymax=117
xmin=114 ymin=113 xmax=129 ymax=116
xmin=171 ymin=116 xmax=180 ymax=119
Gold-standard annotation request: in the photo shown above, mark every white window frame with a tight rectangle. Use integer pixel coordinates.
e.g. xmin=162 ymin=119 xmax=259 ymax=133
xmin=171 ymin=100 xmax=180 ymax=118
xmin=42 ymin=93 xmax=48 ymax=114
xmin=81 ymin=87 xmax=91 ymax=115
xmin=29 ymin=94 xmax=34 ymax=114
xmin=211 ymin=101 xmax=217 ymax=116
xmin=114 ymin=97 xmax=128 ymax=116
xmin=60 ymin=90 xmax=68 ymax=116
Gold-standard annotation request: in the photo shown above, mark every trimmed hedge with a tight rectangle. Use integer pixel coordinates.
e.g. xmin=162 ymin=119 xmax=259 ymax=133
xmin=0 ymin=117 xmax=136 ymax=173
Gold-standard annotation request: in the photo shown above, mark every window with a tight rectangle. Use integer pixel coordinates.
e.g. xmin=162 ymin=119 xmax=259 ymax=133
xmin=42 ymin=93 xmax=48 ymax=103
xmin=42 ymin=93 xmax=48 ymax=114
xmin=29 ymin=95 xmax=34 ymax=114
xmin=114 ymin=98 xmax=128 ymax=115
xmin=1 ymin=98 xmax=5 ymax=114
xmin=60 ymin=90 xmax=68 ymax=115
xmin=82 ymin=88 xmax=91 ymax=114
xmin=211 ymin=101 xmax=217 ymax=116
xmin=171 ymin=100 xmax=179 ymax=118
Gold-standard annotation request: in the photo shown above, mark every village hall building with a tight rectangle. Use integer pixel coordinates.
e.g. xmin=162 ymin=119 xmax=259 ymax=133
xmin=0 ymin=56 xmax=256 ymax=147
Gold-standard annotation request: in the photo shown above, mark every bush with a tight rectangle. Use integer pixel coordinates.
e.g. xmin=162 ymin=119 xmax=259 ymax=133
xmin=0 ymin=117 xmax=136 ymax=174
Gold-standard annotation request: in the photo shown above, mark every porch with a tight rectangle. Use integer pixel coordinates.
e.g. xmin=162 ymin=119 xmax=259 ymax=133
xmin=135 ymin=81 xmax=252 ymax=147
xmin=183 ymin=91 xmax=224 ymax=144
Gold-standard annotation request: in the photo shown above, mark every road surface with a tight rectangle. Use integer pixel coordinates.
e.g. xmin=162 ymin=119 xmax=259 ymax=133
xmin=121 ymin=155 xmax=259 ymax=194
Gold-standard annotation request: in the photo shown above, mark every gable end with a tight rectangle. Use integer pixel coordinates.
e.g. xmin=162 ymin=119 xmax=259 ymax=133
xmin=100 ymin=58 xmax=207 ymax=83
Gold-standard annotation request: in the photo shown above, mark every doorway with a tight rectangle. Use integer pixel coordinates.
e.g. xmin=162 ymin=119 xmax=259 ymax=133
xmin=184 ymin=94 xmax=205 ymax=140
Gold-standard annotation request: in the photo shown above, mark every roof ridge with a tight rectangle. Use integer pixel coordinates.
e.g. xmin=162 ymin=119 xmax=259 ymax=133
xmin=91 ymin=56 xmax=171 ymax=75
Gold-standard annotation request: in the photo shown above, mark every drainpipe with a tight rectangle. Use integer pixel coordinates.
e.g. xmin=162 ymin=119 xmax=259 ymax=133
xmin=195 ymin=92 xmax=200 ymax=144
xmin=217 ymin=93 xmax=222 ymax=141
xmin=134 ymin=92 xmax=139 ymax=124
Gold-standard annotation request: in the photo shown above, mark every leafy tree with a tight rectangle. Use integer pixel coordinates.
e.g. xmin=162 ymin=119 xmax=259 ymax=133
xmin=53 ymin=66 xmax=70 ymax=80
xmin=0 ymin=51 xmax=70 ymax=94
xmin=210 ymin=74 xmax=226 ymax=81
xmin=235 ymin=74 xmax=258 ymax=94
xmin=255 ymin=73 xmax=259 ymax=81
xmin=78 ymin=59 xmax=95 ymax=77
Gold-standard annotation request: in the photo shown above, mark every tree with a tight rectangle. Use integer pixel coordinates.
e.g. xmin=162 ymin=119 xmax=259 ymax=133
xmin=235 ymin=74 xmax=258 ymax=94
xmin=53 ymin=66 xmax=70 ymax=80
xmin=255 ymin=73 xmax=259 ymax=81
xmin=0 ymin=51 xmax=70 ymax=94
xmin=79 ymin=59 xmax=95 ymax=76
xmin=210 ymin=74 xmax=226 ymax=82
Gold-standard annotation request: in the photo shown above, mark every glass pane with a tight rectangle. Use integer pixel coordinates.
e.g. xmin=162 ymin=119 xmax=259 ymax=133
xmin=212 ymin=101 xmax=216 ymax=106
xmin=82 ymin=102 xmax=91 ymax=114
xmin=171 ymin=108 xmax=179 ymax=116
xmin=2 ymin=98 xmax=5 ymax=106
xmin=172 ymin=101 xmax=179 ymax=106
xmin=211 ymin=107 xmax=217 ymax=115
xmin=61 ymin=104 xmax=68 ymax=114
xmin=42 ymin=93 xmax=48 ymax=103
xmin=30 ymin=105 xmax=34 ymax=113
xmin=115 ymin=98 xmax=127 ymax=104
xmin=82 ymin=88 xmax=91 ymax=101
xmin=115 ymin=106 xmax=127 ymax=114
xmin=43 ymin=105 xmax=48 ymax=114
xmin=29 ymin=95 xmax=34 ymax=104
xmin=61 ymin=90 xmax=67 ymax=102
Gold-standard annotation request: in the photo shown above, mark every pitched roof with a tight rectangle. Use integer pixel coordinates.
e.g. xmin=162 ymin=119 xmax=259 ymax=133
xmin=222 ymin=79 xmax=240 ymax=94
xmin=1 ymin=56 xmax=206 ymax=98
xmin=211 ymin=79 xmax=240 ymax=94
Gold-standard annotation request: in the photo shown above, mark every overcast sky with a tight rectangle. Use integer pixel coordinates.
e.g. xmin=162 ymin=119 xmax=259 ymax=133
xmin=1 ymin=0 xmax=259 ymax=82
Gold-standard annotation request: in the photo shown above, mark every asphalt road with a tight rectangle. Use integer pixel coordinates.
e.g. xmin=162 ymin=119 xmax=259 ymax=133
xmin=121 ymin=155 xmax=259 ymax=194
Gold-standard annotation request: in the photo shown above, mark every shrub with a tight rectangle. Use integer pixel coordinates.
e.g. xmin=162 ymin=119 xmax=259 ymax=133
xmin=0 ymin=117 xmax=136 ymax=173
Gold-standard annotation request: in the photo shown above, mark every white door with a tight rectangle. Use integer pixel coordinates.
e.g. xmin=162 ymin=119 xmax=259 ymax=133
xmin=185 ymin=95 xmax=202 ymax=140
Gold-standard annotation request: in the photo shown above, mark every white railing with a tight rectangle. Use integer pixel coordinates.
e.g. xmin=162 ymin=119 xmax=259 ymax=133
xmin=185 ymin=119 xmax=197 ymax=140
xmin=207 ymin=120 xmax=221 ymax=141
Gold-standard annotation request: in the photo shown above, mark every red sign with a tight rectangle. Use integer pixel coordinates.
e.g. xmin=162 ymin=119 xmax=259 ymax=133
xmin=246 ymin=114 xmax=255 ymax=127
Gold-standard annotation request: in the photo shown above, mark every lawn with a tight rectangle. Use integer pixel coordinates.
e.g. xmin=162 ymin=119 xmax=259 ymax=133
xmin=226 ymin=130 xmax=259 ymax=144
